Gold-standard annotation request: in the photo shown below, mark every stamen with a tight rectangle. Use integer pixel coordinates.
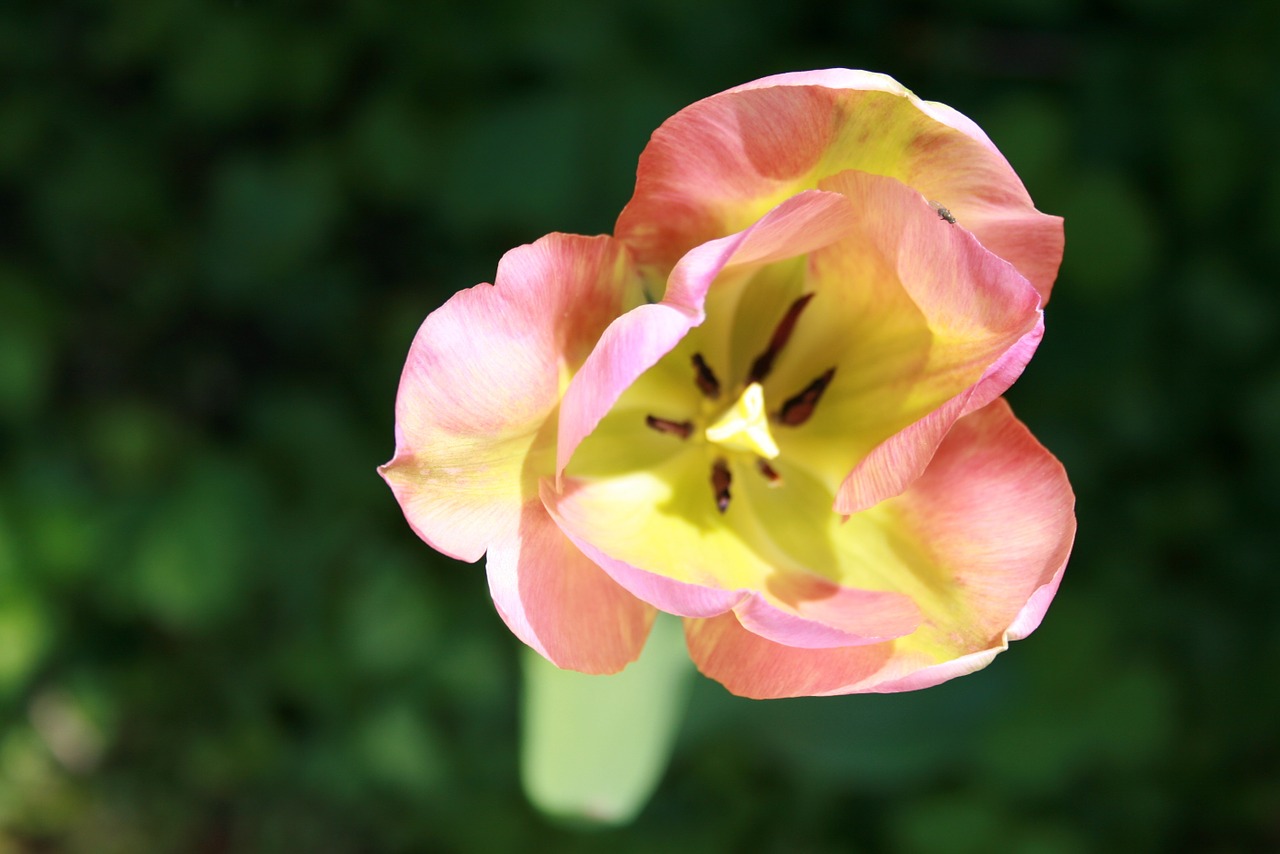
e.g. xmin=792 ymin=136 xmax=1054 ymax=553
xmin=757 ymin=458 xmax=783 ymax=487
xmin=746 ymin=293 xmax=815 ymax=384
xmin=711 ymin=458 xmax=732 ymax=513
xmin=691 ymin=353 xmax=721 ymax=399
xmin=778 ymin=367 xmax=836 ymax=427
xmin=645 ymin=415 xmax=694 ymax=439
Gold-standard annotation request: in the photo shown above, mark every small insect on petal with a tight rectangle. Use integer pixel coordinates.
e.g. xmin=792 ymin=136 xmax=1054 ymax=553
xmin=711 ymin=458 xmax=732 ymax=513
xmin=929 ymin=201 xmax=957 ymax=224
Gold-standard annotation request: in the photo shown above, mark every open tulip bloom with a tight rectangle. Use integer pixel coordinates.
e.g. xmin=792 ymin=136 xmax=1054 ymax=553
xmin=381 ymin=70 xmax=1075 ymax=704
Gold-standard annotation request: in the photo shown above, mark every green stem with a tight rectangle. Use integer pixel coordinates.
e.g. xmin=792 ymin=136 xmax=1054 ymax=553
xmin=520 ymin=612 xmax=695 ymax=826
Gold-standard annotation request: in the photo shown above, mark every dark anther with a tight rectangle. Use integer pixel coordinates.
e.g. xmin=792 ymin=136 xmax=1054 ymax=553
xmin=747 ymin=293 xmax=815 ymax=384
xmin=778 ymin=367 xmax=836 ymax=427
xmin=711 ymin=458 xmax=732 ymax=513
xmin=757 ymin=458 xmax=783 ymax=486
xmin=645 ymin=415 xmax=694 ymax=439
xmin=691 ymin=353 xmax=721 ymax=399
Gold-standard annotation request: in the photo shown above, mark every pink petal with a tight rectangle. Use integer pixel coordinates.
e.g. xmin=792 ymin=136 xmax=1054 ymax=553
xmin=726 ymin=68 xmax=919 ymax=99
xmin=556 ymin=189 xmax=855 ymax=476
xmin=486 ymin=500 xmax=656 ymax=674
xmin=684 ymin=399 xmax=1075 ymax=698
xmin=616 ymin=68 xmax=1062 ymax=302
xmin=379 ymin=233 xmax=635 ymax=562
xmin=733 ymin=574 xmax=920 ymax=648
xmin=833 ymin=316 xmax=1045 ymax=515
xmin=893 ymin=399 xmax=1074 ymax=641
xmin=540 ymin=471 xmax=919 ymax=648
xmin=684 ymin=613 xmax=896 ymax=699
xmin=819 ymin=170 xmax=1042 ymax=339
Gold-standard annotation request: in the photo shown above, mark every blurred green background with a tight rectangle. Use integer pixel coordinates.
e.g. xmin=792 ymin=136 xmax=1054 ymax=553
xmin=2 ymin=0 xmax=1277 ymax=850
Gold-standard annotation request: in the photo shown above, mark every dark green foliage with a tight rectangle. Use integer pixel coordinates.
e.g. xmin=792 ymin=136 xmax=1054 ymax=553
xmin=0 ymin=0 xmax=1276 ymax=850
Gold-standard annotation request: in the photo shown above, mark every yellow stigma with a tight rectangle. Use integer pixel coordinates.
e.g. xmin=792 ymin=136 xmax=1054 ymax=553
xmin=705 ymin=382 xmax=779 ymax=459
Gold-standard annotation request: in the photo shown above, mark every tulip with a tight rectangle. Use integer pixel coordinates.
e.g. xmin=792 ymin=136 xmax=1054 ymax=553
xmin=380 ymin=70 xmax=1074 ymax=700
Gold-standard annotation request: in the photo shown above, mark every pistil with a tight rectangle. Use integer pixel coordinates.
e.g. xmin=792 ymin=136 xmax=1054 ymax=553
xmin=704 ymin=382 xmax=780 ymax=459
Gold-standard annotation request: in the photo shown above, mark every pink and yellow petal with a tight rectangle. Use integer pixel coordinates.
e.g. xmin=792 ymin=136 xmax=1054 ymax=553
xmin=685 ymin=399 xmax=1074 ymax=698
xmin=541 ymin=450 xmax=920 ymax=647
xmin=616 ymin=69 xmax=1062 ymax=301
xmin=683 ymin=613 xmax=1009 ymax=698
xmin=684 ymin=614 xmax=895 ymax=698
xmin=486 ymin=500 xmax=655 ymax=674
xmin=881 ymin=399 xmax=1074 ymax=640
xmin=835 ymin=315 xmax=1044 ymax=514
xmin=379 ymin=233 xmax=636 ymax=562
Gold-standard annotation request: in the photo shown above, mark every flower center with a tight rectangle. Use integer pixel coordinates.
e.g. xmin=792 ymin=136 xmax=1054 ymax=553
xmin=640 ymin=293 xmax=836 ymax=513
xmin=704 ymin=382 xmax=779 ymax=459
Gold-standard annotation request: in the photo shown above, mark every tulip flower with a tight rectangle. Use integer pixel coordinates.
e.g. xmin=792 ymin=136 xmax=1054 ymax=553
xmin=380 ymin=69 xmax=1074 ymax=701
